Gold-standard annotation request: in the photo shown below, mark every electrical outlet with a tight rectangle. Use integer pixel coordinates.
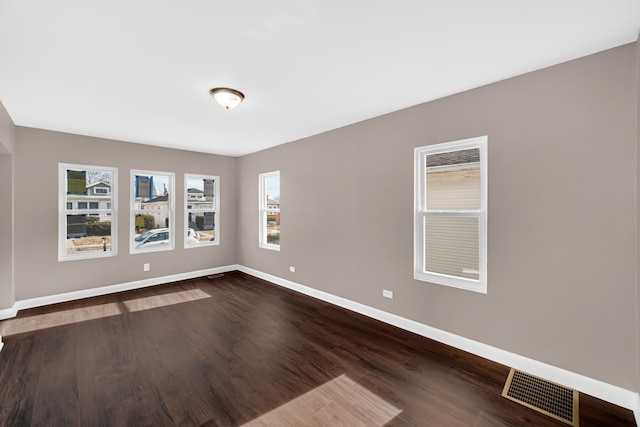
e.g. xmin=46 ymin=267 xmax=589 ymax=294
xmin=383 ymin=289 xmax=393 ymax=299
xmin=289 ymin=266 xmax=296 ymax=273
xmin=144 ymin=263 xmax=150 ymax=272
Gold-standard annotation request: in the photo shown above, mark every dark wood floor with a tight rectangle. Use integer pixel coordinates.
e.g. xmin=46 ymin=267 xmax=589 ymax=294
xmin=0 ymin=271 xmax=635 ymax=426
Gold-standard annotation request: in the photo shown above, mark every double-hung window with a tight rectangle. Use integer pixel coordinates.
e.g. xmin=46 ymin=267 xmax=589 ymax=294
xmin=131 ymin=170 xmax=175 ymax=253
xmin=414 ymin=136 xmax=487 ymax=293
xmin=259 ymin=171 xmax=280 ymax=250
xmin=59 ymin=163 xmax=117 ymax=261
xmin=185 ymin=174 xmax=219 ymax=248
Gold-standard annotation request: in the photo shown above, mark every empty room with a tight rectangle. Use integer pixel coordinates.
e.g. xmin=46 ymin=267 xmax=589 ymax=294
xmin=0 ymin=1 xmax=639 ymax=426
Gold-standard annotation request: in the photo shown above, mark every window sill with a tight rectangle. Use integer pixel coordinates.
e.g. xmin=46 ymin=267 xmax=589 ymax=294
xmin=259 ymin=243 xmax=280 ymax=251
xmin=414 ymin=271 xmax=486 ymax=294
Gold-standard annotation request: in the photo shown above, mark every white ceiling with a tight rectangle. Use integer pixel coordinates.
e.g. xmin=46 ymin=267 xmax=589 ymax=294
xmin=0 ymin=1 xmax=638 ymax=157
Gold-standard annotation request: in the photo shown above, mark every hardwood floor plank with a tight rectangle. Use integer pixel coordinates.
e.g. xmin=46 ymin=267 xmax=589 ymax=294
xmin=0 ymin=333 xmax=44 ymax=426
xmin=0 ymin=272 xmax=635 ymax=426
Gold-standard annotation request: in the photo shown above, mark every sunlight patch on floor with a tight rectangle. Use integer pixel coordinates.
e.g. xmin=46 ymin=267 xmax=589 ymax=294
xmin=0 ymin=302 xmax=122 ymax=336
xmin=241 ymin=374 xmax=402 ymax=426
xmin=122 ymin=289 xmax=210 ymax=312
xmin=0 ymin=289 xmax=210 ymax=336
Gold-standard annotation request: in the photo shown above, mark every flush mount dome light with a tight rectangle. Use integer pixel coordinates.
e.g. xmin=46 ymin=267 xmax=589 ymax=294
xmin=209 ymin=87 xmax=245 ymax=110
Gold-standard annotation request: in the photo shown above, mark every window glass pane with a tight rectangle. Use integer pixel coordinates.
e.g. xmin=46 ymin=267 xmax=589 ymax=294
xmin=186 ymin=211 xmax=216 ymax=244
xmin=266 ymin=212 xmax=280 ymax=245
xmin=426 ymin=148 xmax=480 ymax=210
xmin=65 ymin=216 xmax=112 ymax=255
xmin=264 ymin=174 xmax=280 ymax=205
xmin=187 ymin=177 xmax=214 ymax=203
xmin=425 ymin=216 xmax=479 ymax=280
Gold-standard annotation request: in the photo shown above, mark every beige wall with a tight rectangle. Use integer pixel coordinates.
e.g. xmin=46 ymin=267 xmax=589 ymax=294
xmin=238 ymin=43 xmax=639 ymax=390
xmin=14 ymin=128 xmax=238 ymax=300
xmin=0 ymin=102 xmax=15 ymax=310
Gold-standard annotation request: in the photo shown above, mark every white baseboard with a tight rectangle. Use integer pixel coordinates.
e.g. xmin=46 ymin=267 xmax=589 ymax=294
xmin=0 ymin=264 xmax=239 ymax=320
xmin=237 ymin=265 xmax=640 ymax=417
xmin=0 ymin=305 xmax=18 ymax=320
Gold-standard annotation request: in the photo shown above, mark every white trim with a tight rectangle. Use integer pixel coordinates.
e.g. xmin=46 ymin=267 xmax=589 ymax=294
xmin=0 ymin=265 xmax=239 ymax=321
xmin=635 ymin=394 xmax=640 ymax=426
xmin=414 ymin=136 xmax=487 ymax=293
xmin=0 ymin=304 xmax=18 ymax=320
xmin=259 ymin=171 xmax=281 ymax=251
xmin=237 ymin=265 xmax=640 ymax=414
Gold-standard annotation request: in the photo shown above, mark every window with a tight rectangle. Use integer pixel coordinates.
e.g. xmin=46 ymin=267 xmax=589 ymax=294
xmin=414 ymin=136 xmax=487 ymax=293
xmin=94 ymin=187 xmax=109 ymax=194
xmin=59 ymin=164 xmax=117 ymax=261
xmin=131 ymin=170 xmax=174 ymax=253
xmin=184 ymin=174 xmax=219 ymax=248
xmin=259 ymin=171 xmax=280 ymax=250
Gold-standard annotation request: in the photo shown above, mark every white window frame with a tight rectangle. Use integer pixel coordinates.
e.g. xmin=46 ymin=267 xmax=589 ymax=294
xmin=414 ymin=136 xmax=488 ymax=293
xmin=184 ymin=174 xmax=220 ymax=248
xmin=259 ymin=170 xmax=280 ymax=251
xmin=58 ymin=163 xmax=118 ymax=261
xmin=130 ymin=169 xmax=175 ymax=254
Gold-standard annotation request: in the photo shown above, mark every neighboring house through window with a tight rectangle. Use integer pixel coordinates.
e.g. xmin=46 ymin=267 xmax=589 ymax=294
xmin=185 ymin=174 xmax=219 ymax=248
xmin=59 ymin=163 xmax=117 ymax=261
xmin=414 ymin=136 xmax=488 ymax=293
xmin=131 ymin=170 xmax=175 ymax=253
xmin=259 ymin=171 xmax=280 ymax=250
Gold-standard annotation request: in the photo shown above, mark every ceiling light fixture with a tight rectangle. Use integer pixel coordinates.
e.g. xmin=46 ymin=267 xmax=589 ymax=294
xmin=209 ymin=87 xmax=245 ymax=110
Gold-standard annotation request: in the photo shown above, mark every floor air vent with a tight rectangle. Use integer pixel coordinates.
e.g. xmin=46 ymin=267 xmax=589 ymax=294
xmin=502 ymin=368 xmax=579 ymax=426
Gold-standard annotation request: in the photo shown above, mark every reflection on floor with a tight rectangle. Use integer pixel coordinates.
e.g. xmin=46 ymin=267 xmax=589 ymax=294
xmin=241 ymin=374 xmax=402 ymax=426
xmin=0 ymin=288 xmax=210 ymax=336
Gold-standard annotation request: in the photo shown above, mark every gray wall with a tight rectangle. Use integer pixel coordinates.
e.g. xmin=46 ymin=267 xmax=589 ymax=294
xmin=14 ymin=128 xmax=238 ymax=300
xmin=238 ymin=43 xmax=638 ymax=390
xmin=0 ymin=101 xmax=15 ymax=310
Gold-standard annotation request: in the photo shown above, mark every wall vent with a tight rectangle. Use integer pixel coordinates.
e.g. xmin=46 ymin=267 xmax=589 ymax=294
xmin=502 ymin=368 xmax=579 ymax=426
